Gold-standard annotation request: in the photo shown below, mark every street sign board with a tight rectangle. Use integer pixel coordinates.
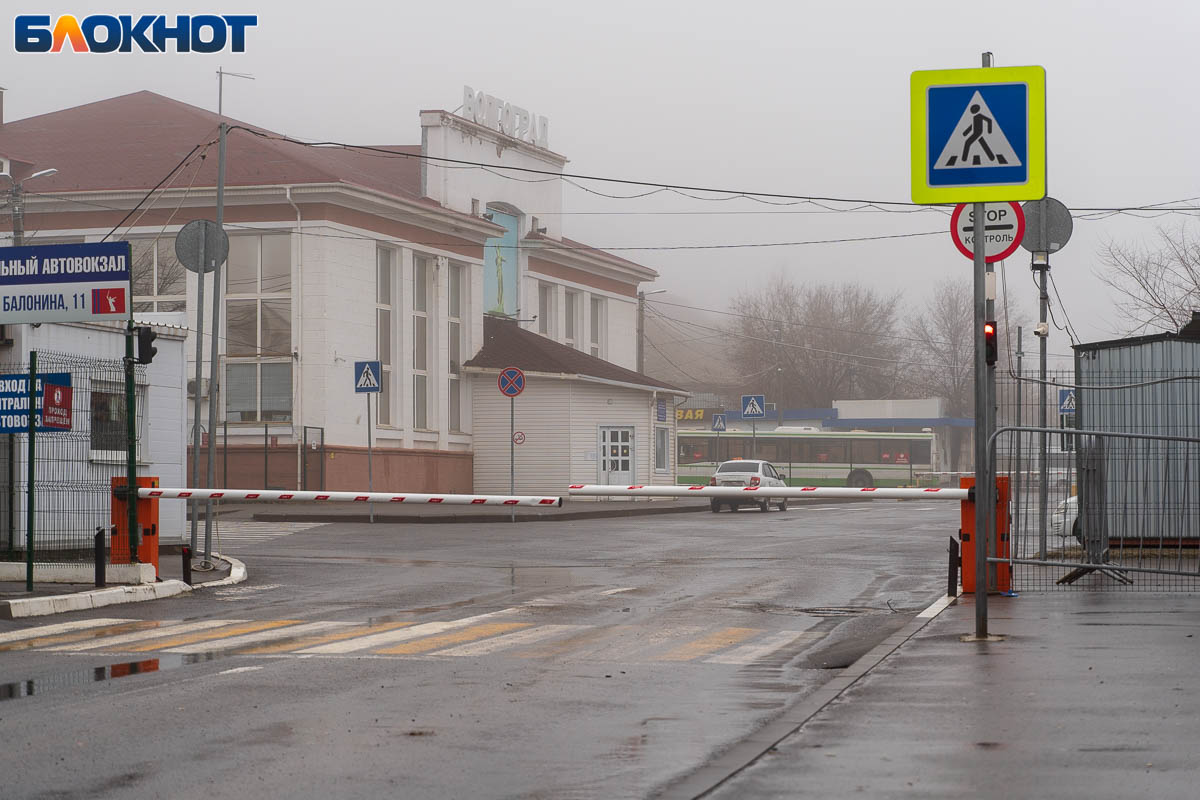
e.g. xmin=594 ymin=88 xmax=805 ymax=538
xmin=498 ymin=366 xmax=525 ymax=397
xmin=1058 ymin=388 xmax=1076 ymax=414
xmin=741 ymin=394 xmax=766 ymax=419
xmin=950 ymin=202 xmax=1025 ymax=262
xmin=354 ymin=360 xmax=382 ymax=393
xmin=1020 ymin=197 xmax=1074 ymax=254
xmin=711 ymin=413 xmax=727 ymax=432
xmin=0 ymin=242 xmax=131 ymax=324
xmin=175 ymin=219 xmax=229 ymax=274
xmin=911 ymin=66 xmax=1046 ymax=204
xmin=0 ymin=372 xmax=73 ymax=433
xmin=42 ymin=383 xmax=72 ymax=430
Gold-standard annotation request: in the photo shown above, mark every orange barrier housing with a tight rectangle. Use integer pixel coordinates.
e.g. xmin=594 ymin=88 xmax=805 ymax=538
xmin=111 ymin=476 xmax=160 ymax=575
xmin=958 ymin=476 xmax=1011 ymax=593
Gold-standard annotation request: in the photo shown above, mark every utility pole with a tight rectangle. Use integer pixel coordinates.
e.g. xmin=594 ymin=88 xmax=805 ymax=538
xmin=636 ymin=288 xmax=665 ymax=374
xmin=217 ymin=67 xmax=255 ymax=117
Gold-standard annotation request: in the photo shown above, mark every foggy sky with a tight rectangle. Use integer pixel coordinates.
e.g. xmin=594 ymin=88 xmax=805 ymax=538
xmin=3 ymin=0 xmax=1197 ymax=369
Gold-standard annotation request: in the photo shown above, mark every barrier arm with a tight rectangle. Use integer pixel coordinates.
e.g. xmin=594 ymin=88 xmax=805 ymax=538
xmin=139 ymin=488 xmax=563 ymax=506
xmin=567 ymin=485 xmax=969 ymax=500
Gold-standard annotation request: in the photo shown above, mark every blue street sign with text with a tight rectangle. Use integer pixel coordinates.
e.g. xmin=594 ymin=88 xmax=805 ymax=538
xmin=0 ymin=372 xmax=72 ymax=433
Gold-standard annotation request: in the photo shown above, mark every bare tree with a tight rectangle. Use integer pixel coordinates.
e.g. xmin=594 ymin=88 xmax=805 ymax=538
xmin=1098 ymin=224 xmax=1200 ymax=334
xmin=727 ymin=276 xmax=905 ymax=410
xmin=905 ymin=278 xmax=973 ymax=471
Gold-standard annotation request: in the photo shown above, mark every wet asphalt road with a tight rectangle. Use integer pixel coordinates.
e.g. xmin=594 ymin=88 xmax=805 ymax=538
xmin=0 ymin=500 xmax=957 ymax=799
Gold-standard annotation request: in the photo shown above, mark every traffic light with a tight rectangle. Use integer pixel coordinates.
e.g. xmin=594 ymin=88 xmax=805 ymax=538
xmin=136 ymin=325 xmax=158 ymax=364
xmin=984 ymin=321 xmax=997 ymax=366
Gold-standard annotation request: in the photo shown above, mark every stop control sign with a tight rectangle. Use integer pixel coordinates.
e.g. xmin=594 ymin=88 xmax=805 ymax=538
xmin=950 ymin=202 xmax=1025 ymax=263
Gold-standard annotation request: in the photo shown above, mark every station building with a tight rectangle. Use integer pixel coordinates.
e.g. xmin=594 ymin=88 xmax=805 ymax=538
xmin=0 ymin=87 xmax=685 ymax=495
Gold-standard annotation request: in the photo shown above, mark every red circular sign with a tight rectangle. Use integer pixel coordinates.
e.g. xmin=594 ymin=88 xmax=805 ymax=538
xmin=497 ymin=366 xmax=525 ymax=397
xmin=512 ymin=431 xmax=525 ymax=445
xmin=950 ymin=202 xmax=1026 ymax=263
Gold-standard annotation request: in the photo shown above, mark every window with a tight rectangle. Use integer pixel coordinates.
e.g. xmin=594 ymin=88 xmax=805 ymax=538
xmin=590 ymin=296 xmax=604 ymax=357
xmin=413 ymin=254 xmax=432 ymax=429
xmin=655 ymin=427 xmax=670 ymax=473
xmin=377 ymin=247 xmax=394 ymax=426
xmin=90 ymin=386 xmax=126 ymax=452
xmin=131 ymin=238 xmax=186 ymax=312
xmin=538 ymin=283 xmax=552 ymax=335
xmin=225 ymin=234 xmax=293 ymax=422
xmin=448 ymin=261 xmax=464 ymax=432
xmin=564 ymin=290 xmax=578 ymax=346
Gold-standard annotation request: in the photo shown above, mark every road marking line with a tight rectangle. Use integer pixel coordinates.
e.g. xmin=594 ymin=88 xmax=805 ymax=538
xmin=595 ymin=625 xmax=706 ymax=661
xmin=435 ymin=624 xmax=587 ymax=656
xmin=218 ymin=666 xmax=264 ymax=675
xmin=123 ymin=620 xmax=301 ymax=652
xmin=297 ymin=609 xmax=518 ymax=655
xmin=917 ymin=594 xmax=957 ymax=619
xmin=0 ymin=620 xmax=160 ymax=652
xmin=0 ymin=617 xmax=129 ymax=645
xmin=704 ymin=630 xmax=820 ymax=664
xmin=513 ymin=625 xmax=629 ymax=659
xmin=48 ymin=620 xmax=239 ymax=652
xmin=600 ymin=587 xmax=637 ymax=595
xmin=658 ymin=627 xmax=762 ymax=661
xmin=238 ymin=621 xmax=416 ymax=655
xmin=166 ymin=621 xmax=348 ymax=654
xmin=375 ymin=622 xmax=531 ymax=655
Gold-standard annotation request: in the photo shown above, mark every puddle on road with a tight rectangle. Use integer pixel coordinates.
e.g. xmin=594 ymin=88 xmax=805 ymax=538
xmin=0 ymin=652 xmax=224 ymax=702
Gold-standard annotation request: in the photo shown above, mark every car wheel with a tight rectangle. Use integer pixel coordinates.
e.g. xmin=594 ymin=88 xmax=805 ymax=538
xmin=1072 ymin=519 xmax=1082 ymax=544
xmin=759 ymin=500 xmax=769 ymax=512
xmin=710 ymin=499 xmax=721 ymax=513
xmin=777 ymin=498 xmax=787 ymax=512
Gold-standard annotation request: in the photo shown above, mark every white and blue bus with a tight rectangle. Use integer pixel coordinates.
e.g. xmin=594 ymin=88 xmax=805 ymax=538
xmin=677 ymin=427 xmax=938 ymax=488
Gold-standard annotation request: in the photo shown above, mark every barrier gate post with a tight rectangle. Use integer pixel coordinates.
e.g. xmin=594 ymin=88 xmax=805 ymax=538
xmin=958 ymin=476 xmax=1011 ymax=594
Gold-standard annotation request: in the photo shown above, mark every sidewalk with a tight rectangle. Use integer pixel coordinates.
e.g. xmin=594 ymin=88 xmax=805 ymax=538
xmin=0 ymin=548 xmax=239 ymax=618
xmin=684 ymin=591 xmax=1200 ymax=799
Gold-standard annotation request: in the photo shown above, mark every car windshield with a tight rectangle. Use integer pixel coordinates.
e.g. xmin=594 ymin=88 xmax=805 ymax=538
xmin=716 ymin=461 xmax=760 ymax=473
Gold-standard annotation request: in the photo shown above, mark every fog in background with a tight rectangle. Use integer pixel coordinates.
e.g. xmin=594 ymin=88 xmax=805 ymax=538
xmin=4 ymin=0 xmax=1198 ymax=372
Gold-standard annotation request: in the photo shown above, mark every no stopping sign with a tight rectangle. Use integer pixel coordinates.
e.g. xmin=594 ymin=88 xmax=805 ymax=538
xmin=950 ymin=202 xmax=1025 ymax=263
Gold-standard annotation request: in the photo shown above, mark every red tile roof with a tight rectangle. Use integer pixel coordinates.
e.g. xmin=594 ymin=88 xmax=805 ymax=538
xmin=465 ymin=315 xmax=684 ymax=393
xmin=0 ymin=91 xmax=423 ymax=200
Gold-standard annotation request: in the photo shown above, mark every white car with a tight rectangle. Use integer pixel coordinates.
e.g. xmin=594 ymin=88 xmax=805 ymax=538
xmin=1051 ymin=496 xmax=1080 ymax=541
xmin=708 ymin=460 xmax=788 ymax=513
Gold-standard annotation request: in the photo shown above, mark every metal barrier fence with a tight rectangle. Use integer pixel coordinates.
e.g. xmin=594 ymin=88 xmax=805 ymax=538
xmin=989 ymin=426 xmax=1200 ymax=592
xmin=1 ymin=351 xmax=142 ymax=567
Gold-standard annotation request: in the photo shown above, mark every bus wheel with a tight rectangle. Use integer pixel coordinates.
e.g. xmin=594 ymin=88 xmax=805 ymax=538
xmin=847 ymin=470 xmax=874 ymax=488
xmin=710 ymin=499 xmax=722 ymax=513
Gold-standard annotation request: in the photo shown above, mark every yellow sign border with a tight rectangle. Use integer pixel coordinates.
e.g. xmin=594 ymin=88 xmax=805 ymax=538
xmin=911 ymin=66 xmax=1046 ymax=204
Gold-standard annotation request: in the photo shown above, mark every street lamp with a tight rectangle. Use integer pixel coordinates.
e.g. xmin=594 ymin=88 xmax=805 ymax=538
xmin=637 ymin=288 xmax=667 ymax=374
xmin=1 ymin=168 xmax=59 ymax=246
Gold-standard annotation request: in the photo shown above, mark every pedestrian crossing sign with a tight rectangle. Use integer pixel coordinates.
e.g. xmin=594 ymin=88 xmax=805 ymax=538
xmin=741 ymin=395 xmax=766 ymax=419
xmin=911 ymin=66 xmax=1046 ymax=204
xmin=712 ymin=413 xmax=727 ymax=432
xmin=354 ymin=360 xmax=382 ymax=393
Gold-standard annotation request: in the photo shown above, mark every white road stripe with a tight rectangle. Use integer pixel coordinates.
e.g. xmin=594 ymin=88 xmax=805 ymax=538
xmin=435 ymin=624 xmax=586 ymax=657
xmin=166 ymin=621 xmax=347 ymax=653
xmin=0 ymin=617 xmax=129 ymax=644
xmin=917 ymin=594 xmax=957 ymax=619
xmin=595 ymin=625 xmax=705 ymax=661
xmin=47 ymin=620 xmax=244 ymax=652
xmin=297 ymin=609 xmax=519 ymax=655
xmin=704 ymin=630 xmax=821 ymax=665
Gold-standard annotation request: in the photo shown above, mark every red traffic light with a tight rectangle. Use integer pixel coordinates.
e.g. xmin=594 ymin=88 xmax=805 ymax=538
xmin=984 ymin=320 xmax=998 ymax=366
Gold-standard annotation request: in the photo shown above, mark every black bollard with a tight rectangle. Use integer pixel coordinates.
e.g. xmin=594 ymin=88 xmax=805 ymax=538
xmin=948 ymin=535 xmax=960 ymax=597
xmin=95 ymin=527 xmax=106 ymax=588
xmin=181 ymin=545 xmax=192 ymax=586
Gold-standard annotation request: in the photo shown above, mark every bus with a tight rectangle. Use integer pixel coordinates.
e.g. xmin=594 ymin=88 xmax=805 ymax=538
xmin=677 ymin=427 xmax=938 ymax=488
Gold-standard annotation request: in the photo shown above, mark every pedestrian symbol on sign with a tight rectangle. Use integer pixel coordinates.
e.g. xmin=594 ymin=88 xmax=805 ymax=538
xmin=934 ymin=92 xmax=1022 ymax=170
xmin=741 ymin=394 xmax=766 ymax=419
xmin=354 ymin=360 xmax=382 ymax=393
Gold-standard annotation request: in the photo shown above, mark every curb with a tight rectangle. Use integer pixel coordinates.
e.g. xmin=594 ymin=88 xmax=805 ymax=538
xmin=188 ymin=553 xmax=247 ymax=590
xmin=659 ymin=591 xmax=961 ymax=799
xmin=0 ymin=580 xmax=192 ymax=620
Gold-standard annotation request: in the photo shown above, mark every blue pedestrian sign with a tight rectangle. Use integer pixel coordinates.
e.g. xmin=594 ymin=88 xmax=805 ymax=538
xmin=354 ymin=360 xmax=382 ymax=393
xmin=1058 ymin=388 xmax=1076 ymax=414
xmin=741 ymin=395 xmax=766 ymax=419
xmin=711 ymin=413 xmax=727 ymax=432
xmin=911 ymin=66 xmax=1046 ymax=204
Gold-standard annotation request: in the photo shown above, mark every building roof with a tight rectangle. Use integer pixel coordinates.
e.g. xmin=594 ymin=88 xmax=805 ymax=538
xmin=464 ymin=316 xmax=685 ymax=393
xmin=0 ymin=90 xmax=425 ymax=201
xmin=1075 ymin=311 xmax=1200 ymax=353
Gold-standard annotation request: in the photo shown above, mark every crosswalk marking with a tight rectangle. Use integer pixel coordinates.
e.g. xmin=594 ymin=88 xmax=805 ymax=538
xmin=592 ymin=625 xmax=705 ymax=661
xmin=123 ymin=620 xmax=302 ymax=652
xmin=658 ymin=628 xmax=762 ymax=661
xmin=704 ymin=630 xmax=819 ymax=665
xmin=298 ymin=609 xmax=518 ymax=655
xmin=238 ymin=621 xmax=415 ymax=655
xmin=435 ymin=624 xmax=586 ymax=657
xmin=167 ymin=621 xmax=348 ymax=654
xmin=203 ymin=520 xmax=325 ymax=549
xmin=375 ymin=622 xmax=531 ymax=655
xmin=0 ymin=620 xmax=160 ymax=652
xmin=0 ymin=617 xmax=128 ymax=645
xmin=49 ymin=620 xmax=244 ymax=652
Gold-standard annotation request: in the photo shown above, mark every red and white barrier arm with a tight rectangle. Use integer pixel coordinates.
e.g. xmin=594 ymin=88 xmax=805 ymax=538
xmin=139 ymin=488 xmax=563 ymax=506
xmin=567 ymin=484 xmax=969 ymax=501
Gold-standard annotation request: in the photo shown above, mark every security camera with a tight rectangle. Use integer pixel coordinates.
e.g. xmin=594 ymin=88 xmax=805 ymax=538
xmin=1033 ymin=322 xmax=1049 ymax=337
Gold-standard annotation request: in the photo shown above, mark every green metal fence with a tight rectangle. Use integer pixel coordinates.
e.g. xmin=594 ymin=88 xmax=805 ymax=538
xmin=0 ymin=350 xmax=143 ymax=569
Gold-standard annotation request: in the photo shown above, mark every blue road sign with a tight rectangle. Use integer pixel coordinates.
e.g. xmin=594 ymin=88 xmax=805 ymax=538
xmin=497 ymin=366 xmax=525 ymax=398
xmin=354 ymin=360 xmax=382 ymax=393
xmin=0 ymin=242 xmax=132 ymax=324
xmin=1058 ymin=388 xmax=1076 ymax=414
xmin=741 ymin=394 xmax=766 ymax=419
xmin=0 ymin=372 xmax=72 ymax=433
xmin=711 ymin=413 xmax=727 ymax=432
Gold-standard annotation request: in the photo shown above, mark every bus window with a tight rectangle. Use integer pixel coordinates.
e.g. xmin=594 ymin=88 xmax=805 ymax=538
xmin=678 ymin=438 xmax=712 ymax=465
xmin=910 ymin=440 xmax=932 ymax=465
xmin=817 ymin=440 xmax=849 ymax=463
xmin=851 ymin=440 xmax=881 ymax=464
xmin=757 ymin=439 xmax=780 ymax=462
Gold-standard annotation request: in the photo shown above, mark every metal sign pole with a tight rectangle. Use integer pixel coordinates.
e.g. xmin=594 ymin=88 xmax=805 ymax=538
xmin=972 ymin=53 xmax=992 ymax=639
xmin=510 ymin=395 xmax=515 ymax=523
xmin=367 ymin=393 xmax=374 ymax=524
xmin=202 ymin=122 xmax=228 ymax=566
xmin=189 ymin=237 xmax=206 ymax=554
xmin=752 ymin=420 xmax=756 ymax=459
